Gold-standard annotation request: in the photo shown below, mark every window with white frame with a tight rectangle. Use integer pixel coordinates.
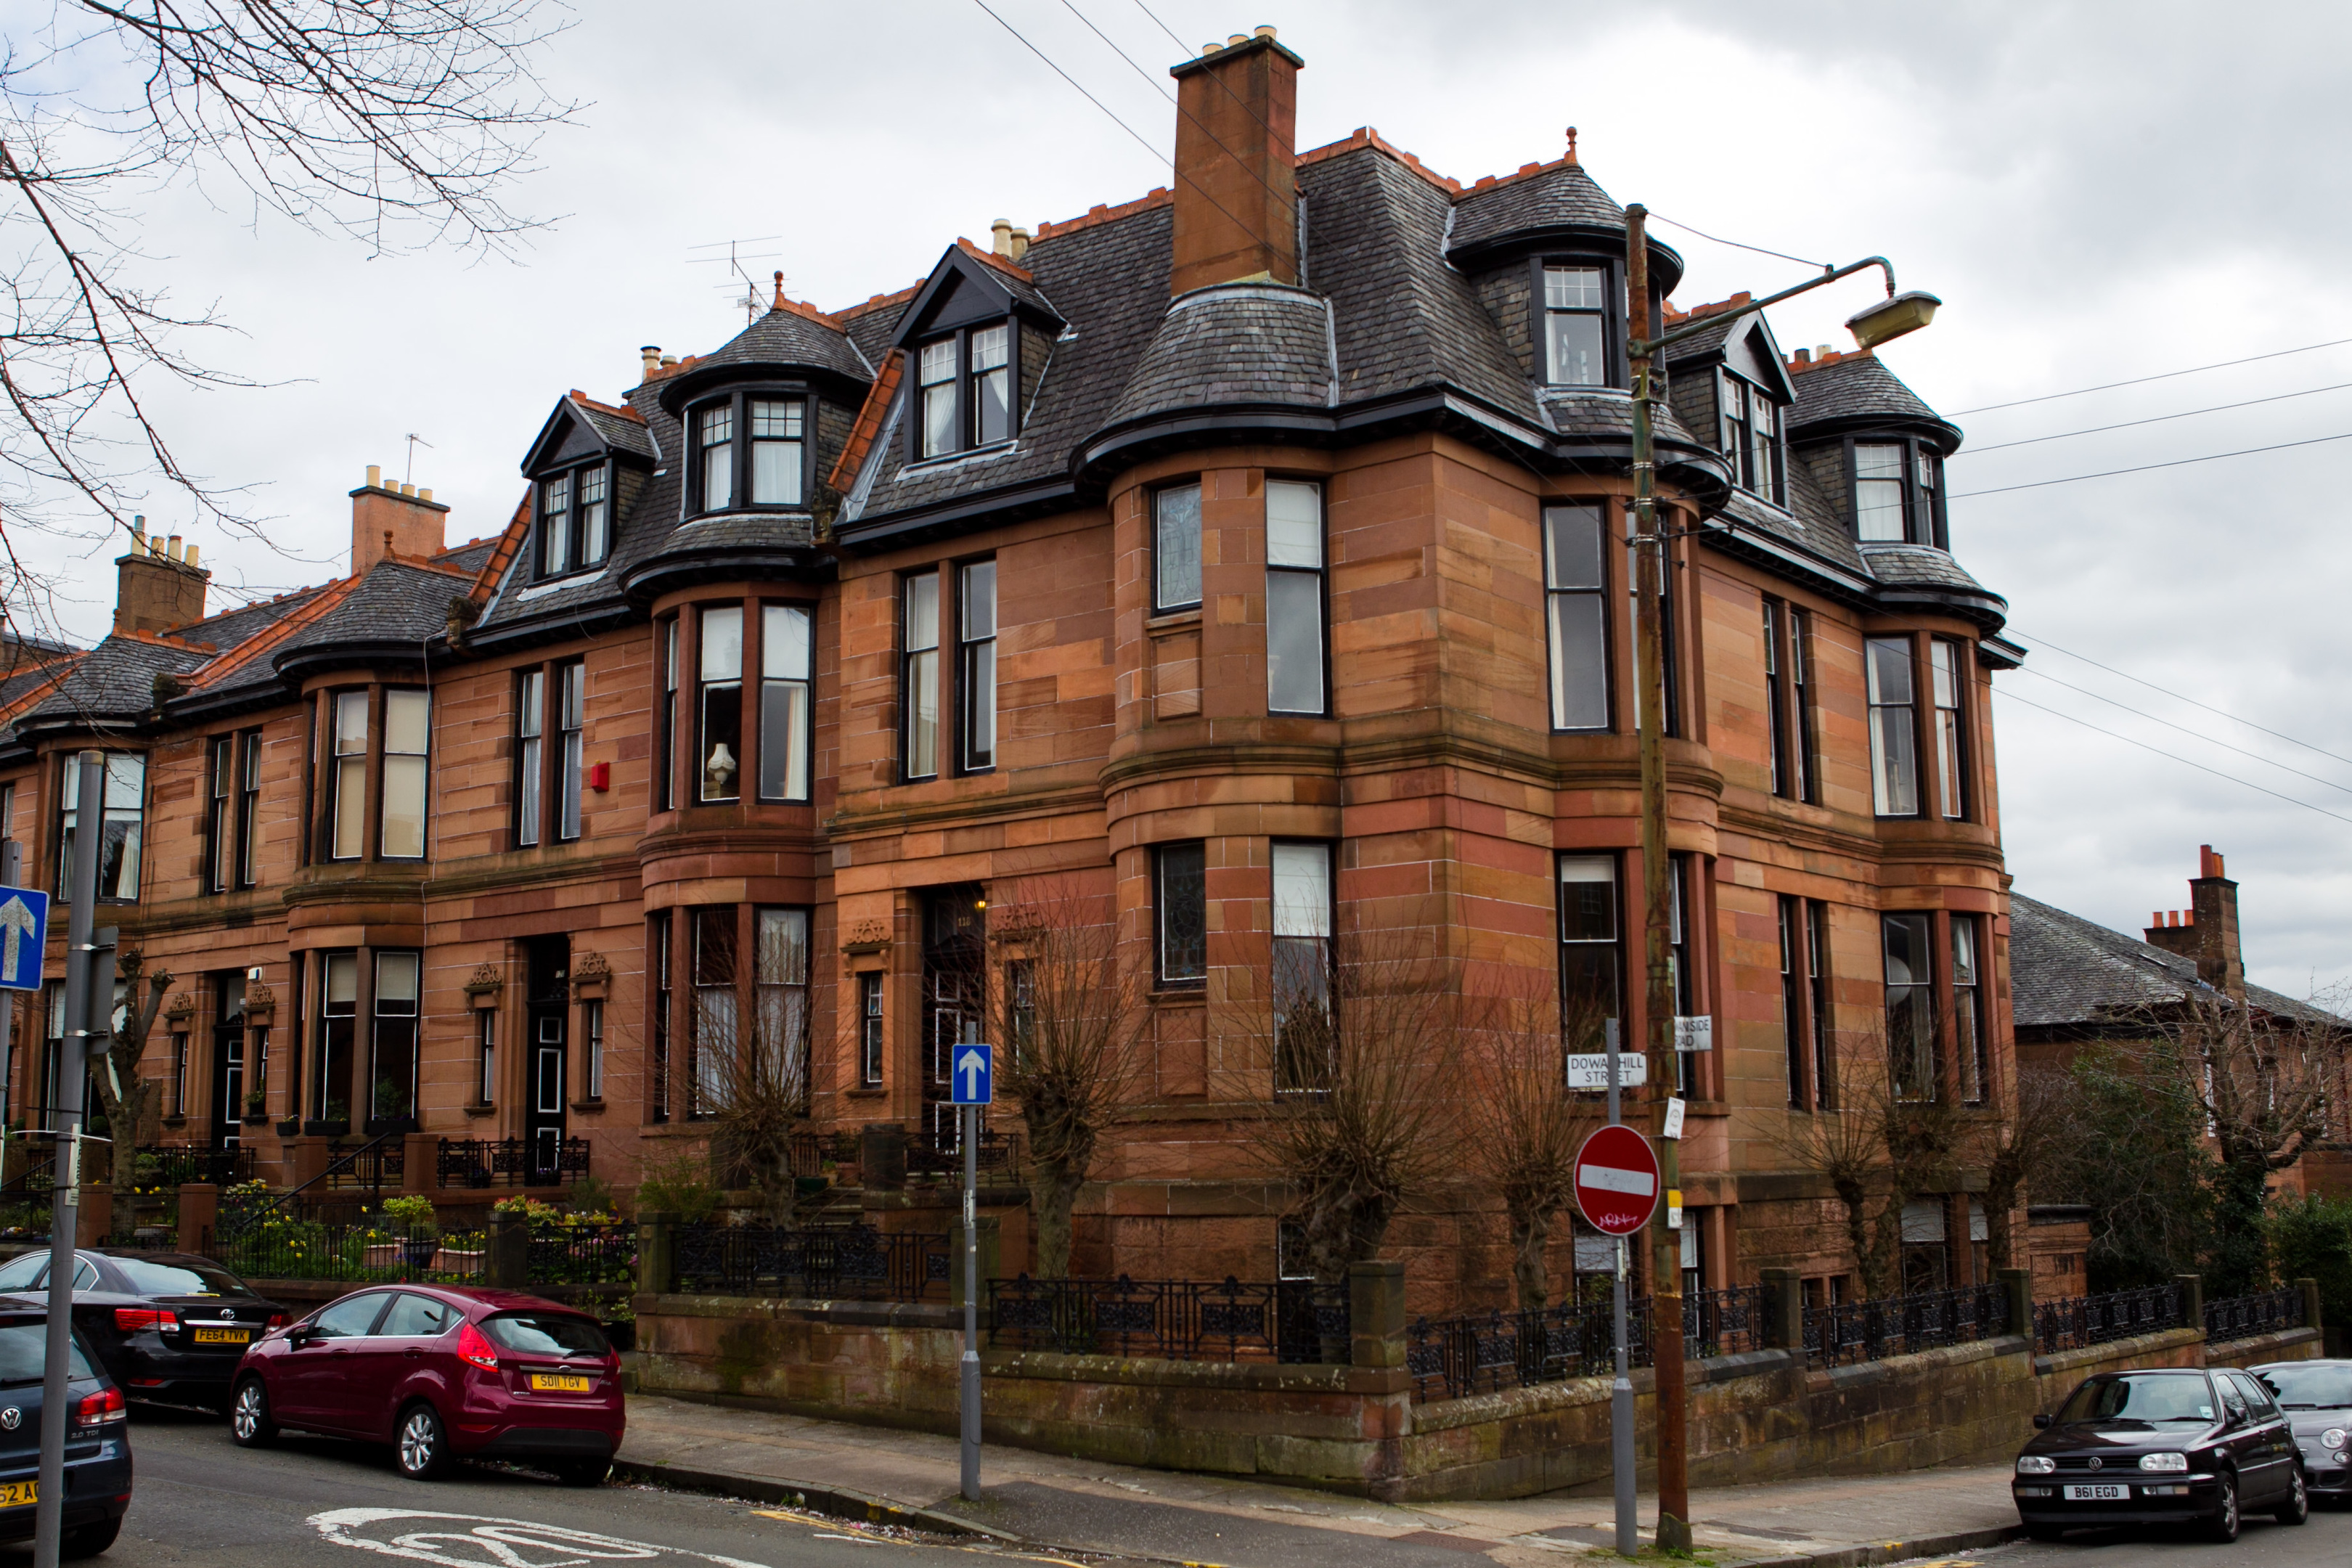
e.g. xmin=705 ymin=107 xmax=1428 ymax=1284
xmin=1544 ymin=504 xmax=1608 ymax=730
xmin=1931 ymin=638 xmax=1967 ymax=820
xmin=380 ymin=690 xmax=429 ymax=859
xmin=760 ymin=603 xmax=813 ymax=800
xmin=1265 ymin=481 xmax=1325 ymax=715
xmin=699 ymin=605 xmax=743 ymax=801
xmin=959 ymin=563 xmax=997 ymax=770
xmin=1543 ymin=264 xmax=1609 ymax=385
xmin=1272 ymin=841 xmax=1332 ymax=1092
xmin=58 ymin=752 xmax=144 ymax=901
xmin=1853 ymin=442 xmax=1908 ymax=541
xmin=902 ymin=573 xmax=940 ymax=780
xmin=1718 ymin=370 xmax=1784 ymax=504
xmin=1866 ymin=637 xmax=1919 ymax=817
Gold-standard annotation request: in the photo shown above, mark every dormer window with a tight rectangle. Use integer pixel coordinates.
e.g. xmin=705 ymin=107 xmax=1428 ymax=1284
xmin=536 ymin=461 xmax=611 ymax=579
xmin=1542 ymin=264 xmax=1609 ymax=386
xmin=915 ymin=322 xmax=1016 ymax=459
xmin=1718 ymin=371 xmax=1784 ymax=505
xmin=1849 ymin=437 xmax=1948 ymax=547
xmin=688 ymin=391 xmax=810 ymax=515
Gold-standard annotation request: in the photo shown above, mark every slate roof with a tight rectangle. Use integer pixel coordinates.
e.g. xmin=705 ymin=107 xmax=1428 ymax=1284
xmin=172 ymin=587 xmax=330 ymax=653
xmin=272 ymin=560 xmax=466 ymax=664
xmin=1102 ymin=284 xmax=1332 ymax=429
xmin=20 ymin=635 xmax=206 ymax=727
xmin=2009 ymin=892 xmax=2335 ymax=1031
xmin=435 ymin=539 xmax=499 ymax=576
xmin=1787 ymin=352 xmax=1960 ymax=448
xmin=1863 ymin=543 xmax=1993 ymax=593
xmin=1449 ymin=160 xmax=1631 ymax=253
xmin=571 ymin=399 xmax=656 ymax=460
xmin=690 ymin=305 xmax=872 ymax=384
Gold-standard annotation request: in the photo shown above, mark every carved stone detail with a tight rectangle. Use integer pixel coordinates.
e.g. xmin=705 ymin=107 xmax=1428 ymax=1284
xmin=840 ymin=919 xmax=891 ymax=955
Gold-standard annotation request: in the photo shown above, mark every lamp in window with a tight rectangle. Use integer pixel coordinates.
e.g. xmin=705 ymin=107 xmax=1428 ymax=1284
xmin=1846 ymin=290 xmax=1941 ymax=350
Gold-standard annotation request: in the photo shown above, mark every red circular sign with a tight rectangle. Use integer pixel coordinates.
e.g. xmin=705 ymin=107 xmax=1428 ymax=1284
xmin=1573 ymin=1124 xmax=1662 ymax=1236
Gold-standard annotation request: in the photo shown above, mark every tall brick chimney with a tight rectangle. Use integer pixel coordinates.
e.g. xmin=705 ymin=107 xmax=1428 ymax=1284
xmin=2143 ymin=845 xmax=2245 ymax=1000
xmin=1167 ymin=28 xmax=1302 ymax=296
xmin=113 ymin=518 xmax=208 ymax=634
xmin=349 ymin=465 xmax=450 ymax=575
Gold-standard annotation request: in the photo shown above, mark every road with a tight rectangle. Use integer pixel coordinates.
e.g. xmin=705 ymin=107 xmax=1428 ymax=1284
xmin=1965 ymin=1506 xmax=2351 ymax=1568
xmin=25 ymin=1406 xmax=1012 ymax=1567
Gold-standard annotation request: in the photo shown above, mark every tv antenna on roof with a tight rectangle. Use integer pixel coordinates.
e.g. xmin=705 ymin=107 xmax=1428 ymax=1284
xmin=687 ymin=236 xmax=785 ymax=323
xmin=404 ymin=433 xmax=433 ymax=485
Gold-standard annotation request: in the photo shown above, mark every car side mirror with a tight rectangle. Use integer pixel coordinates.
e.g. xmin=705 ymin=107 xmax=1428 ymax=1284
xmin=2033 ymin=1413 xmax=2052 ymax=1429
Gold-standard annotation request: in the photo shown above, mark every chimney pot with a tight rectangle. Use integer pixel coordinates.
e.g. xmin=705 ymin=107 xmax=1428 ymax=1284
xmin=640 ymin=345 xmax=661 ymax=378
xmin=166 ymin=534 xmax=184 ymax=562
xmin=1010 ymin=226 xmax=1031 ymax=261
xmin=184 ymin=544 xmax=199 ymax=569
xmin=418 ymin=488 xmax=432 ymax=503
xmin=147 ymin=536 xmax=164 ymax=558
xmin=1254 ymin=24 xmax=1276 ymax=38
xmin=366 ymin=464 xmax=382 ymax=489
xmin=991 ymin=217 xmax=1015 ymax=257
xmin=1200 ymin=42 xmax=1219 ymax=55
xmin=1228 ymin=33 xmax=1248 ymax=44
xmin=659 ymin=353 xmax=678 ymax=369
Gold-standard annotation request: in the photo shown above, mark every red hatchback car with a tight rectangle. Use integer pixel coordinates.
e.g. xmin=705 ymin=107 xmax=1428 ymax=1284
xmin=226 ymin=1286 xmax=622 ymax=1485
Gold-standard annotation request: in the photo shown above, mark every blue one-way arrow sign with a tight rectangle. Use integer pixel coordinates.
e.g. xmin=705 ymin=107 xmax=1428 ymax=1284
xmin=0 ymin=888 xmax=46 ymax=992
xmin=952 ymin=1042 xmax=993 ymax=1106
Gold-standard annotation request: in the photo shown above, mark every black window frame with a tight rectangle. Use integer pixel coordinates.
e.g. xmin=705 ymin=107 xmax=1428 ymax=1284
xmin=1952 ymin=912 xmax=1987 ymax=1107
xmin=1882 ymin=912 xmax=1937 ymax=1103
xmin=1626 ymin=526 xmax=1681 ymax=740
xmin=1842 ymin=435 xmax=1949 ymax=547
xmin=1153 ymin=841 xmax=1208 ymax=989
xmin=697 ymin=604 xmax=744 ymax=803
xmin=515 ymin=666 xmax=546 ymax=848
xmin=859 ymin=970 xmax=884 ymax=1087
xmin=648 ymin=912 xmax=671 ymax=1124
xmin=909 ymin=319 xmax=1020 ymax=462
xmin=1717 ymin=368 xmax=1787 ymax=506
xmin=1533 ymin=256 xmax=1622 ymax=389
xmin=656 ymin=616 xmax=679 ymax=814
xmin=556 ymin=658 xmax=586 ymax=841
xmin=685 ymin=387 xmax=814 ymax=518
xmin=534 ymin=457 xmax=615 ymax=581
xmin=204 ymin=733 xmax=234 ymax=895
xmin=957 ymin=560 xmax=997 ymax=772
xmin=1763 ymin=598 xmax=1818 ymax=804
xmin=901 ymin=569 xmax=942 ymax=783
xmin=1866 ymin=634 xmax=1922 ymax=819
xmin=236 ymin=729 xmax=261 ymax=890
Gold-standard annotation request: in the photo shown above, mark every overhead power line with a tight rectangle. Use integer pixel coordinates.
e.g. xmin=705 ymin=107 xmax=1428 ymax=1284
xmin=1997 ymin=690 xmax=2352 ymax=830
xmin=1953 ymin=380 xmax=2352 ymax=456
xmin=2010 ymin=626 xmax=2352 ymax=773
xmin=1951 ymin=335 xmax=2352 ymax=416
xmin=2011 ymin=666 xmax=2352 ymax=799
xmin=1947 ymin=430 xmax=2352 ymax=497
xmin=1642 ymin=211 xmax=1832 ymax=273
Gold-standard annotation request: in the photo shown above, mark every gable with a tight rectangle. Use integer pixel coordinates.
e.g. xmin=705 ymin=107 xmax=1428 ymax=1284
xmin=1723 ymin=318 xmax=1797 ymax=403
xmin=891 ymin=246 xmax=1062 ymax=350
xmin=521 ymin=402 xmax=610 ymax=477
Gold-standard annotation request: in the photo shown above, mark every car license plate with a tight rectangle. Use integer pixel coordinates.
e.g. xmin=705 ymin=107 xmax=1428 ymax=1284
xmin=528 ymin=1373 xmax=591 ymax=1392
xmin=2062 ymin=1483 xmax=2128 ymax=1501
xmin=0 ymin=1481 xmax=33 ymax=1508
xmin=192 ymin=1326 xmax=250 ymax=1344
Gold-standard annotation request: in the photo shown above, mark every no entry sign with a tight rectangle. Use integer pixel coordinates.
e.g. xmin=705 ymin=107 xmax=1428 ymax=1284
xmin=1574 ymin=1124 xmax=1662 ymax=1236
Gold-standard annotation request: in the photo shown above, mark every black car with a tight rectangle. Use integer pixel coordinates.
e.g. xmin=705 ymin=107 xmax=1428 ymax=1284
xmin=0 ymin=1293 xmax=134 ymax=1558
xmin=2014 ymin=1368 xmax=2310 ymax=1541
xmin=2252 ymin=1359 xmax=2352 ymax=1502
xmin=0 ymin=1250 xmax=286 ymax=1410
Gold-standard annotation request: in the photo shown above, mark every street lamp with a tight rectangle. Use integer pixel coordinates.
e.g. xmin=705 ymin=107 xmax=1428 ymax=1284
xmin=1622 ymin=203 xmax=1934 ymax=1555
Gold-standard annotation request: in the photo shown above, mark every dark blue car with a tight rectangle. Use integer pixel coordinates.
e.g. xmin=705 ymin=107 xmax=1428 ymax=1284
xmin=0 ymin=1293 xmax=133 ymax=1557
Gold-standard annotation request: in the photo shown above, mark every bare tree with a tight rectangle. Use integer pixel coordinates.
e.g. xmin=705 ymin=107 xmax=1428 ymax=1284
xmin=1974 ymin=1061 xmax=2075 ymax=1272
xmin=1461 ymin=982 xmax=1600 ymax=1311
xmin=0 ymin=1 xmax=573 ymax=642
xmin=1775 ymin=1048 xmax=1962 ymax=1299
xmin=699 ymin=912 xmax=812 ymax=1227
xmin=91 ymin=944 xmax=168 ymax=1238
xmin=1246 ymin=929 xmax=1463 ymax=1286
xmin=987 ymin=881 xmax=1147 ymax=1278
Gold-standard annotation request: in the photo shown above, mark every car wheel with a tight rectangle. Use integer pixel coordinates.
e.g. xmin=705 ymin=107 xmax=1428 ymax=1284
xmin=60 ymin=1518 xmax=121 ymax=1560
xmin=229 ymin=1378 xmax=277 ymax=1447
xmin=2275 ymin=1463 xmax=2309 ymax=1526
xmin=2207 ymin=1471 xmax=2239 ymax=1543
xmin=396 ymin=1402 xmax=449 ymax=1481
xmin=554 ymin=1458 xmax=611 ymax=1488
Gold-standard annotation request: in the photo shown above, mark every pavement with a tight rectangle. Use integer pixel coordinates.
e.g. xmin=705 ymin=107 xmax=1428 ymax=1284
xmin=616 ymin=1392 xmax=2030 ymax=1568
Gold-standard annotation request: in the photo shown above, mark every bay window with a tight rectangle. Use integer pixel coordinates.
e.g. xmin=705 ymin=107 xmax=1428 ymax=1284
xmin=754 ymin=907 xmax=812 ymax=1114
xmin=1154 ymin=842 xmax=1206 ymax=987
xmin=330 ymin=692 xmax=367 ymax=859
xmin=380 ymin=690 xmax=429 ymax=858
xmin=1545 ymin=504 xmax=1609 ymax=730
xmin=657 ymin=617 xmax=679 ymax=812
xmin=698 ymin=605 xmax=743 ymax=801
xmin=1850 ymin=437 xmax=1948 ymax=546
xmin=1628 ymin=544 xmax=1680 ymax=738
xmin=1557 ymin=854 xmax=1620 ymax=1047
xmin=370 ymin=950 xmax=420 ymax=1124
xmin=1153 ymin=483 xmax=1202 ymax=613
xmin=1272 ymin=841 xmax=1332 ymax=1092
xmin=902 ymin=573 xmax=940 ymax=780
xmin=58 ymin=751 xmax=144 ymax=902
xmin=1866 ymin=637 xmax=1919 ymax=817
xmin=1932 ymin=637 xmax=1967 ymax=820
xmin=1265 ymin=481 xmax=1326 ymax=715
xmin=314 ymin=951 xmax=356 ymax=1124
xmin=1882 ymin=913 xmax=1935 ymax=1102
xmin=689 ymin=907 xmax=735 ymax=1119
xmin=1543 ymin=264 xmax=1609 ymax=385
xmin=649 ymin=913 xmax=671 ymax=1123
xmin=698 ymin=404 xmax=734 ymax=512
xmin=958 ymin=563 xmax=996 ymax=770
xmin=760 ymin=604 xmax=812 ymax=801
xmin=1953 ymin=915 xmax=1986 ymax=1106
xmin=749 ymin=400 xmax=804 ymax=505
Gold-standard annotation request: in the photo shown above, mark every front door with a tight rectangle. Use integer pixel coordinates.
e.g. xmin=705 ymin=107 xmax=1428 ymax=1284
xmin=523 ymin=936 xmax=568 ymax=1185
xmin=210 ymin=973 xmax=246 ymax=1151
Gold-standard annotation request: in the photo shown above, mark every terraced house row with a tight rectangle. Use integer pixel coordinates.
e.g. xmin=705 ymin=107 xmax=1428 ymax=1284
xmin=0 ymin=30 xmax=2022 ymax=1314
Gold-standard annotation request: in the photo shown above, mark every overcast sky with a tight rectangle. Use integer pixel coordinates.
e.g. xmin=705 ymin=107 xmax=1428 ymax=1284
xmin=22 ymin=0 xmax=2352 ymax=995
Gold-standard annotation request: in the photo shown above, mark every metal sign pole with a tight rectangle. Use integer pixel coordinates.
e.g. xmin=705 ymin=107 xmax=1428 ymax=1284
xmin=1605 ymin=1019 xmax=1635 ymax=1555
xmin=0 ymin=841 xmax=20 ymax=1169
xmin=960 ymin=1098 xmax=980 ymax=1500
xmin=36 ymin=753 xmax=103 ymax=1568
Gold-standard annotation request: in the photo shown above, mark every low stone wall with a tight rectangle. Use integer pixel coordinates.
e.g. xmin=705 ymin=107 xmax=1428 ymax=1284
xmin=632 ymin=1289 xmax=2324 ymax=1502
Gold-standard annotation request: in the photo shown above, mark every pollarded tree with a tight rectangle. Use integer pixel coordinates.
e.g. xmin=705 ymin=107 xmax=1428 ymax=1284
xmin=1462 ymin=983 xmax=1601 ymax=1311
xmin=698 ymin=910 xmax=814 ymax=1226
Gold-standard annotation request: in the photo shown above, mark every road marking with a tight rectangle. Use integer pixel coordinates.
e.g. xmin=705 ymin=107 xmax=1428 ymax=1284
xmin=311 ymin=1506 xmax=772 ymax=1567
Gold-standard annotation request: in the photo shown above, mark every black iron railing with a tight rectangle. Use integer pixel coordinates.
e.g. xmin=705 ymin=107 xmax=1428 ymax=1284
xmin=1405 ymin=1285 xmax=1770 ymax=1402
xmin=671 ymin=1222 xmax=950 ymax=1301
xmin=905 ymin=1128 xmax=1024 ymax=1183
xmin=2032 ymin=1283 xmax=2183 ymax=1355
xmin=988 ymin=1275 xmax=1349 ymax=1363
xmin=205 ymin=1219 xmax=489 ymax=1284
xmin=436 ymin=1136 xmax=590 ymax=1189
xmin=135 ymin=1143 xmax=254 ymax=1190
xmin=217 ymin=1130 xmax=405 ymax=1238
xmin=2204 ymin=1286 xmax=2303 ymax=1343
xmin=788 ymin=1130 xmax=859 ymax=1180
xmin=1805 ymin=1283 xmax=2010 ymax=1368
xmin=526 ymin=1222 xmax=636 ymax=1286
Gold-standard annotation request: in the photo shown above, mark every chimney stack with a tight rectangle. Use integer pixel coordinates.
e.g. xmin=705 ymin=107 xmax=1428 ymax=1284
xmin=1167 ymin=29 xmax=1302 ymax=296
xmin=349 ymin=465 xmax=451 ymax=576
xmin=2188 ymin=844 xmax=2245 ymax=1001
xmin=641 ymin=345 xmax=661 ymax=380
xmin=991 ymin=218 xmax=1016 ymax=258
xmin=113 ymin=517 xmax=209 ymax=635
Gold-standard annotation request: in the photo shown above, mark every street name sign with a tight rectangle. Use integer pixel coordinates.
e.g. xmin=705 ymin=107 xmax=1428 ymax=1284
xmin=1566 ymin=1053 xmax=1647 ymax=1090
xmin=1573 ymin=1124 xmax=1661 ymax=1236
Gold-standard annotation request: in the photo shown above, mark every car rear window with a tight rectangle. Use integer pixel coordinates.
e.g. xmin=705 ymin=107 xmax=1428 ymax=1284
xmin=2260 ymin=1365 xmax=2352 ymax=1408
xmin=482 ymin=1312 xmax=608 ymax=1358
xmin=0 ymin=1323 xmax=94 ymax=1384
xmin=111 ymin=1257 xmax=248 ymax=1298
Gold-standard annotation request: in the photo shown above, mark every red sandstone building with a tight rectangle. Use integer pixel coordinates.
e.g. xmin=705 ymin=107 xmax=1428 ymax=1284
xmin=0 ymin=32 xmax=2025 ymax=1312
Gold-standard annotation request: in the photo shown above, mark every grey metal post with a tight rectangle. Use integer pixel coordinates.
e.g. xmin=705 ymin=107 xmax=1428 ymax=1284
xmin=960 ymin=1101 xmax=980 ymax=1500
xmin=1606 ymin=1022 xmax=1635 ymax=1555
xmin=36 ymin=752 xmax=102 ymax=1568
xmin=0 ymin=841 xmax=20 ymax=1162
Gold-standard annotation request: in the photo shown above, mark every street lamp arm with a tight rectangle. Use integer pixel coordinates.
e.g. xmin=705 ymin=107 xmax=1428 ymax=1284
xmin=1635 ymin=256 xmax=1896 ymax=358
